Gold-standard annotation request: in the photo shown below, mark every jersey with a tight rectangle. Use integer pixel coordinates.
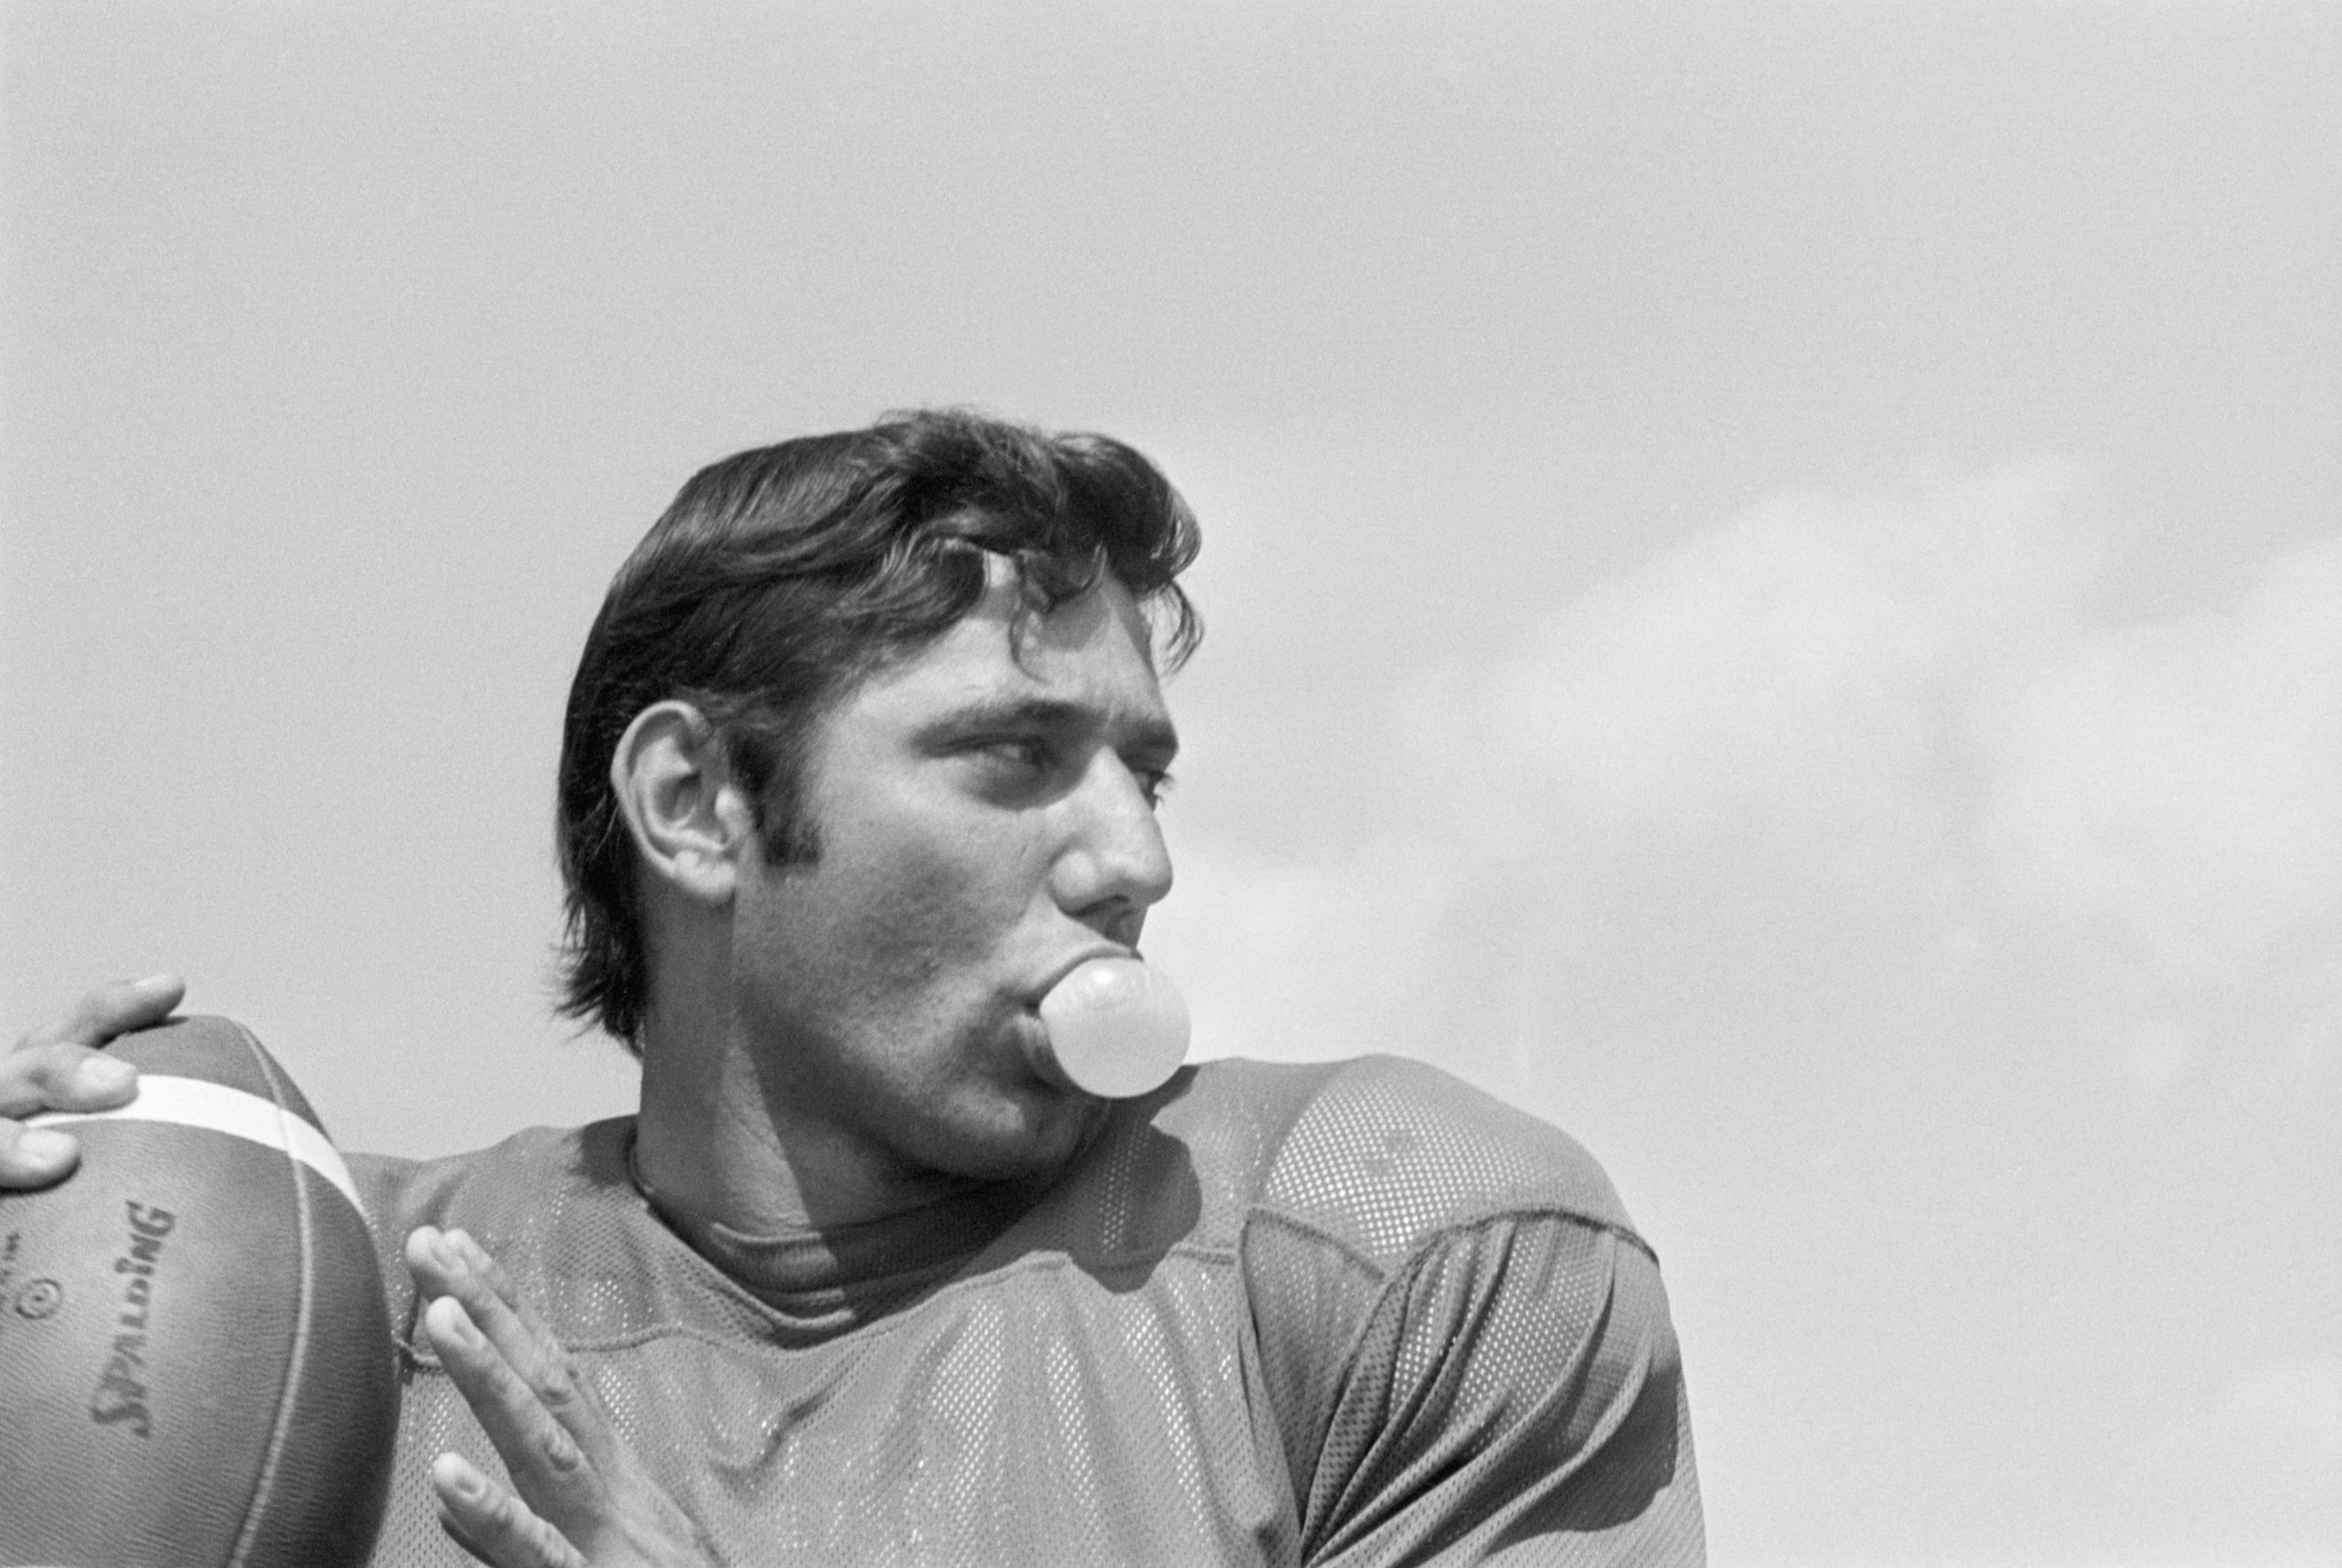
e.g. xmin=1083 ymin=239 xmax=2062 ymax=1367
xmin=348 ymin=1055 xmax=1704 ymax=1565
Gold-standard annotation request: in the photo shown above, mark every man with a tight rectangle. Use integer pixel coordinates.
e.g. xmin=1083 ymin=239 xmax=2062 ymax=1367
xmin=2 ymin=410 xmax=1703 ymax=1564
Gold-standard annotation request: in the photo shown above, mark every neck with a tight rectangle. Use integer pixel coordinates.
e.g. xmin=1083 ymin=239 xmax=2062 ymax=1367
xmin=631 ymin=984 xmax=976 ymax=1239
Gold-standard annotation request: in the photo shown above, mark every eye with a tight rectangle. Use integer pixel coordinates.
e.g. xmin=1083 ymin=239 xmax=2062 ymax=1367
xmin=981 ymin=737 xmax=1054 ymax=773
xmin=961 ymin=736 xmax=1061 ymax=795
xmin=1136 ymin=768 xmax=1176 ymax=810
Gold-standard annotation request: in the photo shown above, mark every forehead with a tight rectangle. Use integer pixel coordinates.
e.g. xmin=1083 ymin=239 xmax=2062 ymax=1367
xmin=845 ymin=565 xmax=1176 ymax=738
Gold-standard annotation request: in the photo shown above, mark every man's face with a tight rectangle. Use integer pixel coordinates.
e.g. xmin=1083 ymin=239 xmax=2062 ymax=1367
xmin=728 ymin=564 xmax=1179 ymax=1194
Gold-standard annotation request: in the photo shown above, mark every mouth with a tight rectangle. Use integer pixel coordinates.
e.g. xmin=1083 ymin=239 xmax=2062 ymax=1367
xmin=1023 ymin=943 xmax=1135 ymax=1010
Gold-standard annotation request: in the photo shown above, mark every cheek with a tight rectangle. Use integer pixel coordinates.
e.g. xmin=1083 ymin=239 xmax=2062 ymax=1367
xmin=814 ymin=811 xmax=1047 ymax=982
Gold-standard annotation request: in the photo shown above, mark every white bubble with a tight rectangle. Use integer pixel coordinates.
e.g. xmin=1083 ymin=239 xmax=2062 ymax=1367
xmin=1036 ymin=958 xmax=1189 ymax=1099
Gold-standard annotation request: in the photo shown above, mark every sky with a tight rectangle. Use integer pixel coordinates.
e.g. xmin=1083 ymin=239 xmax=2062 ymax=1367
xmin=4 ymin=5 xmax=2337 ymax=1564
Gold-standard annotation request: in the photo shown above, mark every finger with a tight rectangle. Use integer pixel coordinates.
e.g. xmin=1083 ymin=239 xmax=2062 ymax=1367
xmin=408 ymin=1229 xmax=620 ymax=1473
xmin=431 ymin=1451 xmax=586 ymax=1568
xmin=421 ymin=1294 xmax=605 ymax=1530
xmin=426 ymin=1229 xmax=570 ymax=1352
xmin=0 ymin=1041 xmax=139 ymax=1118
xmin=15 ymin=973 xmax=184 ymax=1052
xmin=0 ymin=1118 xmax=82 ymax=1190
xmin=409 ymin=1233 xmax=714 ymax=1563
xmin=0 ymin=1042 xmax=142 ymax=1190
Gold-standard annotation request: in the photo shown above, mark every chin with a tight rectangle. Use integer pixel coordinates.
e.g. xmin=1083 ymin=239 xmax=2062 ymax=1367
xmin=926 ymin=1079 xmax=1102 ymax=1185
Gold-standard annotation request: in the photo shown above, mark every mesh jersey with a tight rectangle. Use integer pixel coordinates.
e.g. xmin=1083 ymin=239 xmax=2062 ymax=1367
xmin=349 ymin=1055 xmax=1703 ymax=1566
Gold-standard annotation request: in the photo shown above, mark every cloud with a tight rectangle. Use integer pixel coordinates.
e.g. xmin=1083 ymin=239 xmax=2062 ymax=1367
xmin=2225 ymin=1354 xmax=2342 ymax=1456
xmin=1397 ymin=462 xmax=2099 ymax=856
xmin=1977 ymin=532 xmax=2342 ymax=1041
xmin=1157 ymin=461 xmax=2342 ymax=1088
xmin=2137 ymin=1354 xmax=2342 ymax=1520
xmin=1154 ymin=832 xmax=1459 ymax=1065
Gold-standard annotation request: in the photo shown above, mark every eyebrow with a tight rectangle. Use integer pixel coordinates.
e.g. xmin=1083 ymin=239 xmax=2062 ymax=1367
xmin=931 ymin=695 xmax=1180 ymax=762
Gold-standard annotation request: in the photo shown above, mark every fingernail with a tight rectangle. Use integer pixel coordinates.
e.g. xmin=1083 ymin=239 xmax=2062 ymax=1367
xmin=134 ymin=972 xmax=178 ymax=989
xmin=439 ymin=1299 xmax=484 ymax=1347
xmin=18 ymin=1128 xmax=74 ymax=1165
xmin=425 ymin=1231 xmax=460 ymax=1273
xmin=450 ymin=1230 xmax=492 ymax=1270
xmin=75 ymin=1057 xmax=134 ymax=1095
xmin=437 ymin=1453 xmax=484 ymax=1499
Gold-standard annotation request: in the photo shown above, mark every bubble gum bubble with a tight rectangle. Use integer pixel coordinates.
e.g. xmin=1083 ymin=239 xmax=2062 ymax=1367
xmin=1036 ymin=956 xmax=1189 ymax=1099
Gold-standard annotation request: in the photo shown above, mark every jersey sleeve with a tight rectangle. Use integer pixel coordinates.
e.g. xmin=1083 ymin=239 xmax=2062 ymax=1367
xmin=1240 ymin=1059 xmax=1704 ymax=1565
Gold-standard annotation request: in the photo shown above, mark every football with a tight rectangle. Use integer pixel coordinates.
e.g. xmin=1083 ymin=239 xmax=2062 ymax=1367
xmin=0 ymin=1015 xmax=399 ymax=1567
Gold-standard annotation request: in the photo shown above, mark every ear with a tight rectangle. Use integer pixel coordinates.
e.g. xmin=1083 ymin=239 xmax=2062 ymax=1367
xmin=609 ymin=701 xmax=757 ymax=907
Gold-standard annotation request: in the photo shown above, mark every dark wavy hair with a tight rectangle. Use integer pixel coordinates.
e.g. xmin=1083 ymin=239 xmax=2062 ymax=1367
xmin=554 ymin=408 xmax=1202 ymax=1050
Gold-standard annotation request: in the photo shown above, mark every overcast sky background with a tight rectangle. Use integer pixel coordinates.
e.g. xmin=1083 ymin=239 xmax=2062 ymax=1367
xmin=4 ymin=5 xmax=2337 ymax=1565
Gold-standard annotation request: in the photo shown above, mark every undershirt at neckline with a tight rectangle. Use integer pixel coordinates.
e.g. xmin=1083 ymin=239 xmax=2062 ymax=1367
xmin=626 ymin=1133 xmax=1047 ymax=1320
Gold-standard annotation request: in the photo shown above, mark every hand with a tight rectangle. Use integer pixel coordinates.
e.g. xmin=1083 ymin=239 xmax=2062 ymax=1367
xmin=405 ymin=1226 xmax=718 ymax=1568
xmin=0 ymin=974 xmax=183 ymax=1188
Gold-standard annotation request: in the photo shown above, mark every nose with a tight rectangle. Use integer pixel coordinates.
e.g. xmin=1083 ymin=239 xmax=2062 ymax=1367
xmin=1048 ymin=753 xmax=1175 ymax=941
